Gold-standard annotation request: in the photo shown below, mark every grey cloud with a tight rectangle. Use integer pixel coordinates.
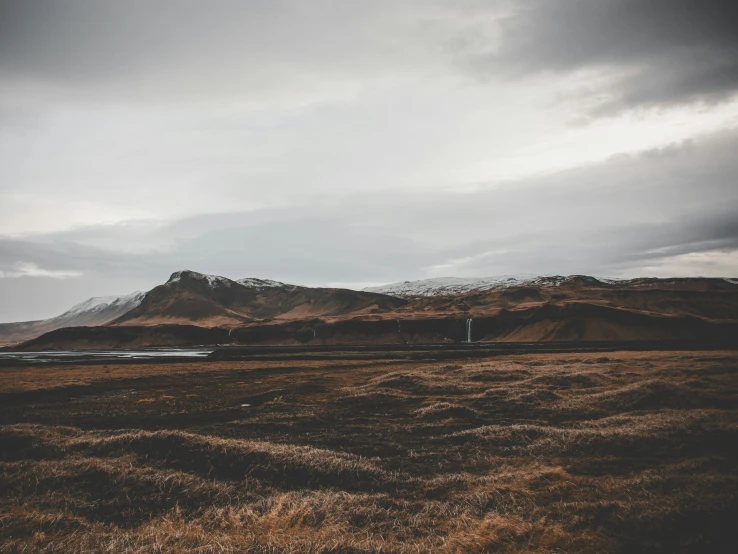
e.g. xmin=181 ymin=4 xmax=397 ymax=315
xmin=0 ymin=1 xmax=289 ymax=84
xmin=413 ymin=209 xmax=738 ymax=279
xmin=3 ymin=126 xmax=738 ymax=321
xmin=0 ymin=237 xmax=104 ymax=273
xmin=4 ymin=0 xmax=736 ymax=111
xmin=462 ymin=0 xmax=738 ymax=113
xmin=0 ymin=0 xmax=452 ymax=103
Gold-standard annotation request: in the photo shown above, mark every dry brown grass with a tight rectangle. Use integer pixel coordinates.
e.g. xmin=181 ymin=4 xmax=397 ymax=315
xmin=1 ymin=351 xmax=737 ymax=552
xmin=0 ymin=359 xmax=377 ymax=394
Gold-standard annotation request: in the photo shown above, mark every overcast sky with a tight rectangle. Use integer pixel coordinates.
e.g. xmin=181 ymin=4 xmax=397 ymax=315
xmin=1 ymin=0 xmax=737 ymax=321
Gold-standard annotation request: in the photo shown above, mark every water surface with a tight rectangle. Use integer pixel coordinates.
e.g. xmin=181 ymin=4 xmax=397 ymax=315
xmin=0 ymin=349 xmax=213 ymax=364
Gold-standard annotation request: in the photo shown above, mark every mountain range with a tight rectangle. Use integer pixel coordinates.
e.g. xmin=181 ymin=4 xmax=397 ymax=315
xmin=0 ymin=271 xmax=406 ymax=346
xmin=2 ymin=270 xmax=737 ymax=349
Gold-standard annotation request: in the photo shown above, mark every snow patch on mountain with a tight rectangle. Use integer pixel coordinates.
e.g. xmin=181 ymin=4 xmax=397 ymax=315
xmin=364 ymin=275 xmax=610 ymax=298
xmin=237 ymin=277 xmax=288 ymax=289
xmin=167 ymin=270 xmax=294 ymax=291
xmin=167 ymin=270 xmax=240 ymax=289
xmin=59 ymin=291 xmax=146 ymax=318
xmin=364 ymin=275 xmax=541 ymax=297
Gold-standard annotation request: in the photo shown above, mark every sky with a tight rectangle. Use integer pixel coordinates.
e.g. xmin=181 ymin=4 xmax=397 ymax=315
xmin=1 ymin=0 xmax=738 ymax=321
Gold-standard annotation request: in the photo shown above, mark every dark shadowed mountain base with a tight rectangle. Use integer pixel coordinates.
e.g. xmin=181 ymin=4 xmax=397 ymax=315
xmin=12 ymin=304 xmax=738 ymax=350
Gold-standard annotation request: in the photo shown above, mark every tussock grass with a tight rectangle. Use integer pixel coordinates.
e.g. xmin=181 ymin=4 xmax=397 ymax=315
xmin=447 ymin=410 xmax=738 ymax=457
xmin=414 ymin=402 xmax=481 ymax=421
xmin=568 ymin=379 xmax=727 ymax=410
xmin=1 ymin=351 xmax=737 ymax=552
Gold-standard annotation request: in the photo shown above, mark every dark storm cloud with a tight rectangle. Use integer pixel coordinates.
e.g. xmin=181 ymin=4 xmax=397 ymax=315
xmin=4 ymin=0 xmax=736 ymax=110
xmin=465 ymin=0 xmax=738 ymax=112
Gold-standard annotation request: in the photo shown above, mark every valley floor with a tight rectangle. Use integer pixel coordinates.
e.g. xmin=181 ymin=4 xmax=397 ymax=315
xmin=1 ymin=351 xmax=737 ymax=552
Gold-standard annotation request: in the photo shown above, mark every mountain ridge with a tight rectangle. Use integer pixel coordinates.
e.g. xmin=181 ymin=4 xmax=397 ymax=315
xmin=3 ymin=270 xmax=738 ymax=347
xmin=0 ymin=291 xmax=145 ymax=346
xmin=364 ymin=274 xmax=738 ymax=298
xmin=110 ymin=270 xmax=407 ymax=328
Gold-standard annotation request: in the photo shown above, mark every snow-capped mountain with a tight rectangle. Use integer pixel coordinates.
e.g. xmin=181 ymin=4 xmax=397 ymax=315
xmin=167 ymin=270 xmax=292 ymax=290
xmin=0 ymin=291 xmax=146 ymax=345
xmin=57 ymin=291 xmax=146 ymax=320
xmin=113 ymin=269 xmax=405 ymax=326
xmin=363 ymin=274 xmax=738 ymax=298
xmin=5 ymin=270 xmax=737 ymax=348
xmin=363 ymin=275 xmax=573 ymax=298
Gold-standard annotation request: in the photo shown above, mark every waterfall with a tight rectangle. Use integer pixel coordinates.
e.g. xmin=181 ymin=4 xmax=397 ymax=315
xmin=313 ymin=329 xmax=316 ymax=338
xmin=466 ymin=318 xmax=473 ymax=343
xmin=228 ymin=329 xmax=233 ymax=338
xmin=397 ymin=319 xmax=406 ymax=344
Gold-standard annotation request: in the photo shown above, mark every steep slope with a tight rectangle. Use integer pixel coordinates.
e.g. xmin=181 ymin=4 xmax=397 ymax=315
xmin=112 ymin=271 xmax=265 ymax=326
xmin=112 ymin=270 xmax=407 ymax=327
xmin=468 ymin=302 xmax=738 ymax=342
xmin=0 ymin=292 xmax=145 ymax=346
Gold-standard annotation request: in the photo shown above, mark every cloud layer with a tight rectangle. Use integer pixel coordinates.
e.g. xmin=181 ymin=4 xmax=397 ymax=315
xmin=482 ymin=0 xmax=738 ymax=113
xmin=3 ymin=128 xmax=737 ymax=320
xmin=1 ymin=1 xmax=737 ymax=320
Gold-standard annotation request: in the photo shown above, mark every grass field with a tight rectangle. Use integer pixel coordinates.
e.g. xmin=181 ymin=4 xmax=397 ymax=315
xmin=1 ymin=351 xmax=737 ymax=552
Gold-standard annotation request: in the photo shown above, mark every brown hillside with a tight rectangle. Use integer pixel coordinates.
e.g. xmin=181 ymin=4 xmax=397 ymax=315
xmin=408 ymin=276 xmax=738 ymax=320
xmin=113 ymin=270 xmax=407 ymax=327
xmin=9 ymin=274 xmax=738 ymax=349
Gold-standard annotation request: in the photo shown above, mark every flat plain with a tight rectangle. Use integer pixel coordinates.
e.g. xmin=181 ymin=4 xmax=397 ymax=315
xmin=1 ymin=350 xmax=737 ymax=553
